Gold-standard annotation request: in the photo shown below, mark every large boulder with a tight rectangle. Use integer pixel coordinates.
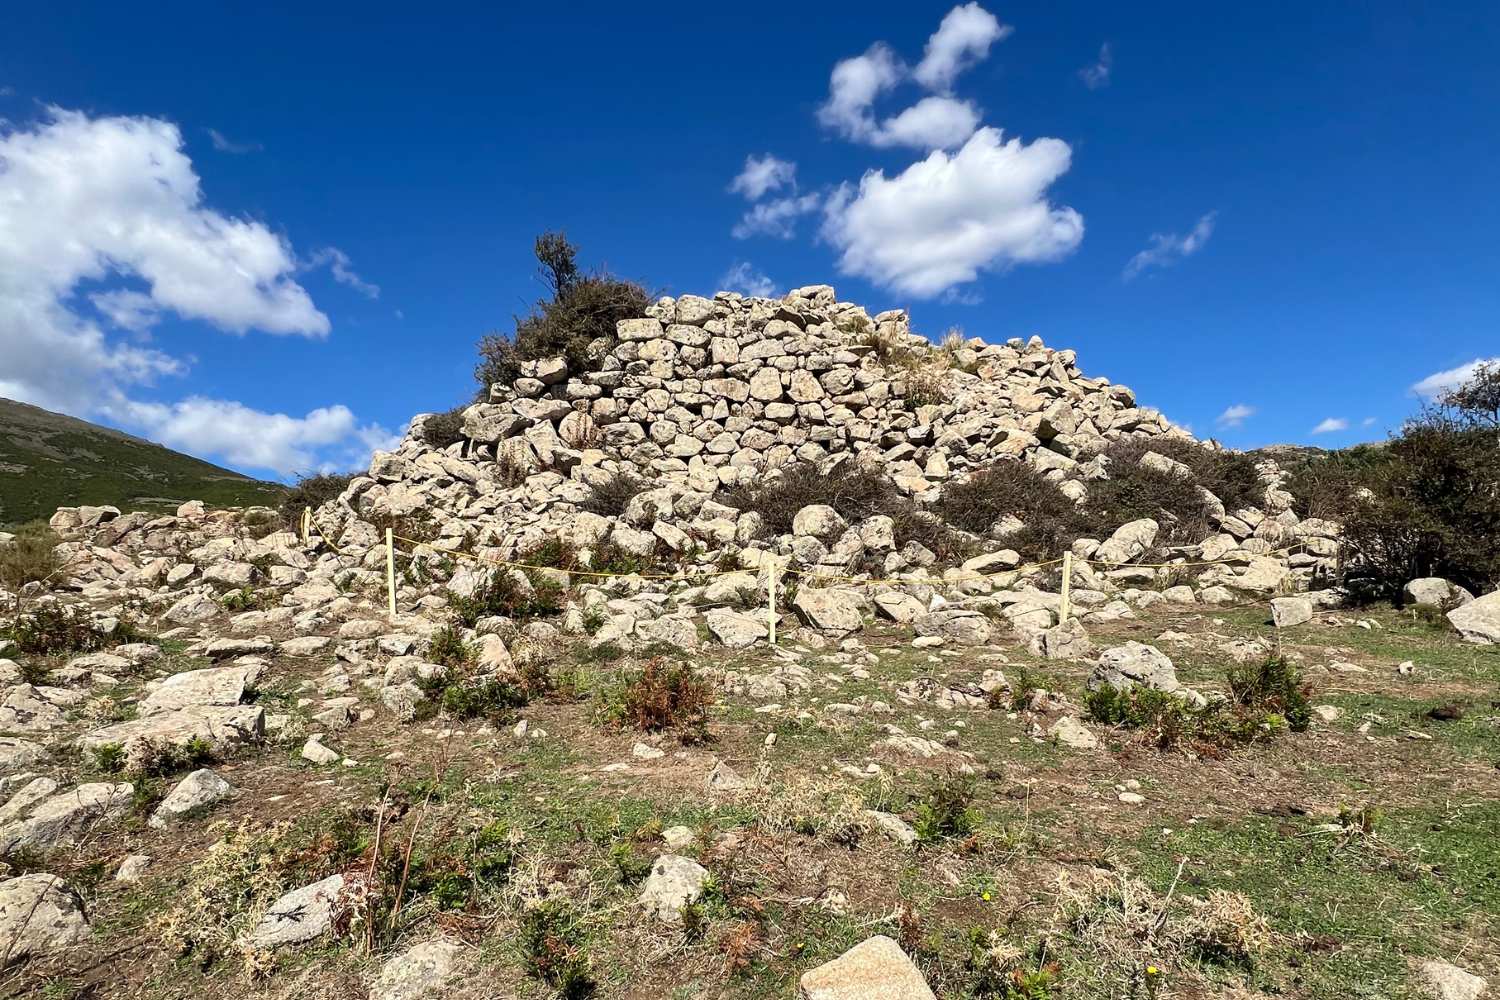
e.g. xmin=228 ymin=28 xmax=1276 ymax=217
xmin=148 ymin=769 xmax=232 ymax=829
xmin=1089 ymin=642 xmax=1181 ymax=693
xmin=139 ymin=665 xmax=258 ymax=715
xmin=792 ymin=588 xmax=865 ymax=634
xmin=1448 ymin=591 xmax=1500 ymax=645
xmin=913 ymin=608 xmax=993 ymax=646
xmin=79 ymin=705 xmax=265 ymax=753
xmin=1093 ymin=519 xmax=1159 ymax=566
xmin=239 ymin=874 xmax=346 ymax=950
xmin=1419 ymin=961 xmax=1488 ymax=1000
xmin=799 ymin=935 xmax=936 ymax=1000
xmin=0 ymin=782 xmax=133 ymax=853
xmin=792 ymin=505 xmax=847 ymax=543
xmin=0 ymin=874 xmax=89 ymax=962
xmin=1404 ymin=578 xmax=1475 ymax=609
xmin=372 ymin=939 xmax=463 ymax=1000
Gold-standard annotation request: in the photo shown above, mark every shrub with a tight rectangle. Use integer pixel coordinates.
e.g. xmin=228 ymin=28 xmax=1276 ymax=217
xmin=602 ymin=658 xmax=711 ymax=741
xmin=427 ymin=625 xmax=477 ymax=668
xmin=416 ymin=821 xmax=515 ymax=910
xmin=1102 ymin=437 xmax=1263 ymax=514
xmin=579 ymin=473 xmax=648 ymax=518
xmin=912 ymin=774 xmax=982 ymax=843
xmin=935 ymin=462 xmax=1088 ymax=560
xmin=2 ymin=603 xmax=146 ymax=656
xmin=476 ymin=232 xmax=650 ymax=394
xmin=278 ymin=472 xmax=354 ymax=529
xmin=447 ymin=568 xmax=564 ymax=627
xmin=1226 ymin=655 xmax=1312 ymax=732
xmin=519 ymin=900 xmax=596 ymax=999
xmin=421 ymin=406 xmax=467 ymax=449
xmin=435 ymin=676 xmax=529 ymax=721
xmin=0 ymin=521 xmax=63 ymax=590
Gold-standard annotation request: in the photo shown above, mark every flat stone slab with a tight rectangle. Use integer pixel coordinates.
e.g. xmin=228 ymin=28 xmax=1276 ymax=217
xmin=0 ymin=782 xmax=133 ymax=853
xmin=239 ymin=874 xmax=345 ymax=950
xmin=0 ymin=873 xmax=90 ymax=962
xmin=79 ymin=705 xmax=265 ymax=752
xmin=139 ymin=665 xmax=258 ymax=715
xmin=799 ymin=935 xmax=936 ymax=1000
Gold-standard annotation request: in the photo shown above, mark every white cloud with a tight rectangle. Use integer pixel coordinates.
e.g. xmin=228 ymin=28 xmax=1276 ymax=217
xmin=914 ymin=3 xmax=1011 ymax=92
xmin=1361 ymin=416 xmax=1378 ymax=427
xmin=206 ymin=127 xmax=262 ymax=154
xmin=1124 ymin=212 xmax=1217 ymax=280
xmin=0 ymin=107 xmax=385 ymax=477
xmin=306 ymin=247 xmax=380 ymax=299
xmin=1311 ymin=417 xmax=1349 ymax=435
xmin=108 ymin=397 xmax=396 ymax=477
xmin=1215 ymin=403 xmax=1254 ymax=428
xmin=732 ymin=192 xmax=822 ymax=240
xmin=821 ymin=127 xmax=1083 ymax=298
xmin=1410 ymin=357 xmax=1500 ymax=399
xmin=817 ymin=5 xmax=1003 ymax=152
xmin=1079 ymin=43 xmax=1112 ymax=89
xmin=719 ymin=262 xmax=778 ymax=298
xmin=729 ymin=154 xmax=797 ymax=201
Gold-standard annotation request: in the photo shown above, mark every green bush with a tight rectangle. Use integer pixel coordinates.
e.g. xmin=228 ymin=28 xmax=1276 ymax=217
xmin=519 ymin=900 xmax=596 ymax=999
xmin=421 ymin=406 xmax=467 ymax=449
xmin=600 ymin=658 xmax=711 ymax=742
xmin=579 ymin=473 xmax=648 ymax=518
xmin=1226 ymin=655 xmax=1312 ymax=732
xmin=912 ymin=774 xmax=982 ymax=843
xmin=476 ymin=232 xmax=650 ymax=394
xmin=2 ymin=603 xmax=147 ymax=656
xmin=935 ymin=462 xmax=1087 ymax=560
xmin=278 ymin=472 xmax=354 ymax=529
xmin=447 ymin=568 xmax=564 ymax=627
xmin=0 ymin=521 xmax=63 ymax=590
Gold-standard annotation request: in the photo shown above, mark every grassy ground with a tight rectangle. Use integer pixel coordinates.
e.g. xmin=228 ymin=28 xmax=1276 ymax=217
xmin=2 ymin=598 xmax=1496 ymax=999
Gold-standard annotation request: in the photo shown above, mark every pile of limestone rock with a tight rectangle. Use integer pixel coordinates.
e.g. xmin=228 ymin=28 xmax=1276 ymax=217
xmin=25 ymin=285 xmax=1359 ymax=663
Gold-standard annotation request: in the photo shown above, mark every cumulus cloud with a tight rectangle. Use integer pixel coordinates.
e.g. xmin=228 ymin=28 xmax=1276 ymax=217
xmin=821 ymin=127 xmax=1083 ymax=298
xmin=729 ymin=154 xmax=797 ymax=201
xmin=1079 ymin=43 xmax=1112 ymax=89
xmin=914 ymin=3 xmax=1011 ymax=92
xmin=1216 ymin=403 xmax=1254 ymax=428
xmin=817 ymin=5 xmax=1004 ymax=151
xmin=732 ymin=192 xmax=822 ymax=240
xmin=1311 ymin=417 xmax=1349 ymax=435
xmin=306 ymin=247 xmax=380 ymax=299
xmin=107 ymin=397 xmax=396 ymax=477
xmin=719 ymin=262 xmax=778 ymax=298
xmin=206 ymin=127 xmax=262 ymax=154
xmin=1123 ymin=212 xmax=1218 ymax=280
xmin=0 ymin=106 xmax=384 ymax=476
xmin=1410 ymin=357 xmax=1500 ymax=399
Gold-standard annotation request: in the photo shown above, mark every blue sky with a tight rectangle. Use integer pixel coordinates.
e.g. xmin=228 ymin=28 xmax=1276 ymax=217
xmin=2 ymin=2 xmax=1496 ymax=478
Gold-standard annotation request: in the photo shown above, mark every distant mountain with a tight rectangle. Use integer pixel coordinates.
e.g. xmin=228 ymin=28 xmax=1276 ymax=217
xmin=0 ymin=397 xmax=286 ymax=527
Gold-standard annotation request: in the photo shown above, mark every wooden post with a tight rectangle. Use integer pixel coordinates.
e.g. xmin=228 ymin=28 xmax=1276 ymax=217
xmin=1059 ymin=551 xmax=1073 ymax=624
xmin=385 ymin=528 xmax=397 ymax=619
xmin=301 ymin=507 xmax=311 ymax=547
xmin=766 ymin=557 xmax=779 ymax=647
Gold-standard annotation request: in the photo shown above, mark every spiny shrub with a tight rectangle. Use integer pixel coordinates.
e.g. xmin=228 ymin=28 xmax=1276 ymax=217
xmin=580 ymin=473 xmax=648 ymax=518
xmin=426 ymin=625 xmax=477 ymax=668
xmin=0 ymin=521 xmax=63 ymax=590
xmin=1226 ymin=655 xmax=1312 ymax=732
xmin=447 ymin=568 xmax=564 ymax=627
xmin=935 ymin=462 xmax=1088 ymax=560
xmin=421 ymin=406 xmax=467 ymax=449
xmin=476 ymin=231 xmax=650 ymax=393
xmin=603 ymin=658 xmax=711 ymax=741
xmin=519 ymin=900 xmax=596 ymax=999
xmin=912 ymin=774 xmax=982 ymax=843
xmin=438 ymin=676 xmax=529 ymax=721
xmin=1084 ymin=456 xmax=1216 ymax=546
xmin=2 ymin=604 xmax=146 ymax=656
xmin=1102 ymin=437 xmax=1264 ymax=514
xmin=278 ymin=472 xmax=354 ymax=528
xmin=417 ymin=821 xmax=515 ymax=910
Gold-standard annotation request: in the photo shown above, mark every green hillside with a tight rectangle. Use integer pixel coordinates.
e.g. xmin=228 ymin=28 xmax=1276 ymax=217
xmin=0 ymin=397 xmax=287 ymax=527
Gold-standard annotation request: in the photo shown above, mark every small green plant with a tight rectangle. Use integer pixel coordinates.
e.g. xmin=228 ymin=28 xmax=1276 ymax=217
xmin=427 ymin=625 xmax=477 ymax=668
xmin=518 ymin=900 xmax=596 ymax=999
xmin=609 ymin=839 xmax=652 ymax=885
xmin=447 ymin=568 xmax=564 ymax=627
xmin=439 ymin=676 xmax=529 ymax=720
xmin=913 ymin=775 xmax=982 ymax=843
xmin=1226 ymin=655 xmax=1312 ymax=732
xmin=91 ymin=742 xmax=126 ymax=774
xmin=218 ymin=587 xmax=263 ymax=612
xmin=421 ymin=406 xmax=467 ymax=449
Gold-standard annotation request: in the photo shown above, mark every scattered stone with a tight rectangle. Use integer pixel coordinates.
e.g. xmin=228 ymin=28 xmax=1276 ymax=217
xmin=799 ymin=935 xmax=936 ymax=1000
xmin=1419 ymin=960 xmax=1488 ymax=1000
xmin=638 ymin=854 xmax=709 ymax=925
xmin=239 ymin=874 xmax=346 ymax=949
xmin=863 ymin=810 xmax=918 ymax=846
xmin=0 ymin=873 xmax=89 ymax=962
xmin=0 ymin=782 xmax=134 ymax=853
xmin=1270 ymin=596 xmax=1314 ymax=628
xmin=1089 ymin=642 xmax=1181 ymax=693
xmin=301 ymin=737 xmax=341 ymax=765
xmin=372 ymin=939 xmax=463 ymax=1000
xmin=115 ymin=855 xmax=152 ymax=882
xmin=148 ymin=769 xmax=232 ymax=828
xmin=1048 ymin=716 xmax=1099 ymax=750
